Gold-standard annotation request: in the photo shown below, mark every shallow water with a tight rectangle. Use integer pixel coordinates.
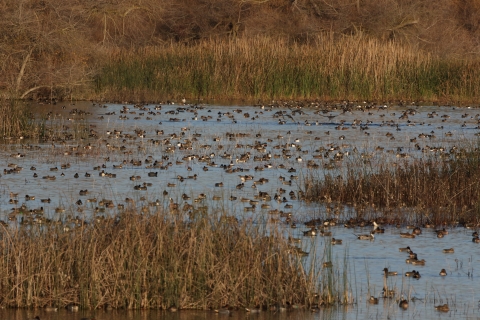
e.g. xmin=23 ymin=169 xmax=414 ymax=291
xmin=1 ymin=101 xmax=480 ymax=319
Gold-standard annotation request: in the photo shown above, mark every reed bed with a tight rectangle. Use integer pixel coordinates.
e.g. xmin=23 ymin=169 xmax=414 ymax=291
xmin=305 ymin=148 xmax=480 ymax=225
xmin=0 ymin=207 xmax=330 ymax=310
xmin=0 ymin=99 xmax=38 ymax=138
xmin=95 ymin=35 xmax=480 ymax=102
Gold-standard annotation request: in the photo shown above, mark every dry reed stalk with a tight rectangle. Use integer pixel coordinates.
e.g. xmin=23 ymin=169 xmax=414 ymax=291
xmin=305 ymin=149 xmax=480 ymax=225
xmin=0 ymin=99 xmax=37 ymax=138
xmin=94 ymin=35 xmax=480 ymax=102
xmin=0 ymin=208 xmax=329 ymax=310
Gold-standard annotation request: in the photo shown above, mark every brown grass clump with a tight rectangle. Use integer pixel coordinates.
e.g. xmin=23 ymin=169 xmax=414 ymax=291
xmin=305 ymin=147 xmax=480 ymax=226
xmin=0 ymin=208 xmax=321 ymax=310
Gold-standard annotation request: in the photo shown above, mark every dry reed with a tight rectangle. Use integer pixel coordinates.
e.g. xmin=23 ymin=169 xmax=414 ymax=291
xmin=0 ymin=99 xmax=37 ymax=138
xmin=95 ymin=35 xmax=480 ymax=103
xmin=305 ymin=147 xmax=480 ymax=225
xmin=0 ymin=207 xmax=324 ymax=310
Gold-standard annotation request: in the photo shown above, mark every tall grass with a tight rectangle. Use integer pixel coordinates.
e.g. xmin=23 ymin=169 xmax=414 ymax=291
xmin=0 ymin=99 xmax=37 ymax=138
xmin=95 ymin=35 xmax=480 ymax=102
xmin=305 ymin=148 xmax=480 ymax=225
xmin=0 ymin=208 xmax=329 ymax=310
xmin=317 ymin=241 xmax=352 ymax=305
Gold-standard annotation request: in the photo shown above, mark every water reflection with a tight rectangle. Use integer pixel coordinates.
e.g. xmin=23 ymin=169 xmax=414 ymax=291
xmin=2 ymin=301 xmax=475 ymax=320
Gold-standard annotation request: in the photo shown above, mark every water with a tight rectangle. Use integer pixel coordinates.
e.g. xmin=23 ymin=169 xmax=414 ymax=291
xmin=1 ymin=101 xmax=479 ymax=319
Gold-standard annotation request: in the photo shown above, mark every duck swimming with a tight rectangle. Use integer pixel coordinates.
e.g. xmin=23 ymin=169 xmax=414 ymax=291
xmin=354 ymin=231 xmax=375 ymax=240
xmin=399 ymin=299 xmax=408 ymax=309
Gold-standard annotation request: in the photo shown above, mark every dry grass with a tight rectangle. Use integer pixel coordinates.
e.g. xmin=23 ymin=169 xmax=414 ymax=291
xmin=0 ymin=99 xmax=38 ymax=138
xmin=0 ymin=207 xmax=327 ymax=310
xmin=95 ymin=36 xmax=480 ymax=103
xmin=305 ymin=146 xmax=480 ymax=226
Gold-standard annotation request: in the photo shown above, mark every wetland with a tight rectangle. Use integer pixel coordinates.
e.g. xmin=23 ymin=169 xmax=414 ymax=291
xmin=0 ymin=100 xmax=479 ymax=320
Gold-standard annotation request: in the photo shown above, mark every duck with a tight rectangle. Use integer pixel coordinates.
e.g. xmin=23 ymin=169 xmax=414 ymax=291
xmin=66 ymin=303 xmax=79 ymax=312
xmin=369 ymin=296 xmax=378 ymax=304
xmin=439 ymin=268 xmax=447 ymax=276
xmin=383 ymin=268 xmax=398 ymax=276
xmin=399 ymin=246 xmax=411 ymax=252
xmin=412 ymin=226 xmax=422 ymax=235
xmin=473 ymin=236 xmax=480 ymax=243
xmin=442 ymin=248 xmax=454 ymax=253
xmin=382 ymin=287 xmax=395 ymax=298
xmin=435 ymin=228 xmax=448 ymax=237
xmin=373 ymin=227 xmax=385 ymax=233
xmin=372 ymin=221 xmax=385 ymax=233
xmin=44 ymin=306 xmax=58 ymax=312
xmin=303 ymin=227 xmax=317 ymax=237
xmin=319 ymin=230 xmax=332 ymax=237
xmin=400 ymin=232 xmax=415 ymax=238
xmin=214 ymin=308 xmax=231 ymax=314
xmin=437 ymin=228 xmax=449 ymax=235
xmin=410 ymin=259 xmax=426 ymax=266
xmin=399 ymin=299 xmax=409 ymax=309
xmin=354 ymin=231 xmax=375 ymax=240
xmin=405 ymin=270 xmax=417 ymax=277
xmin=434 ymin=304 xmax=449 ymax=312
xmin=331 ymin=238 xmax=343 ymax=245
xmin=245 ymin=307 xmax=261 ymax=313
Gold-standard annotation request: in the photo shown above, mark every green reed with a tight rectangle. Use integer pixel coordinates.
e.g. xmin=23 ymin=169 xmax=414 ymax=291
xmin=305 ymin=146 xmax=480 ymax=224
xmin=94 ymin=36 xmax=480 ymax=102
xmin=0 ymin=207 xmax=329 ymax=310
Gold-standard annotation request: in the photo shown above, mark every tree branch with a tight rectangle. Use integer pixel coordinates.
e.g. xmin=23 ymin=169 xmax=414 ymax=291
xmin=16 ymin=47 xmax=34 ymax=94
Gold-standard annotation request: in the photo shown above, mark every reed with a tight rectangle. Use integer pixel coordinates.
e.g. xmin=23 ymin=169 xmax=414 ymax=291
xmin=0 ymin=207 xmax=328 ymax=310
xmin=305 ymin=146 xmax=480 ymax=225
xmin=316 ymin=241 xmax=354 ymax=305
xmin=0 ymin=99 xmax=37 ymax=138
xmin=94 ymin=35 xmax=480 ymax=103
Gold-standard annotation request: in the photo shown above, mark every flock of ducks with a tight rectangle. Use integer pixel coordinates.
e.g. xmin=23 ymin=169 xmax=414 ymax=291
xmin=357 ymin=220 xmax=473 ymax=313
xmin=2 ymin=100 xmax=480 ymax=316
xmin=296 ymin=215 xmax=476 ymax=314
xmin=3 ymin=100 xmax=480 ymax=228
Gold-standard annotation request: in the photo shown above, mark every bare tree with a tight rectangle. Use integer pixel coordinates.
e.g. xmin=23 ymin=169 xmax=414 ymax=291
xmin=0 ymin=0 xmax=95 ymax=99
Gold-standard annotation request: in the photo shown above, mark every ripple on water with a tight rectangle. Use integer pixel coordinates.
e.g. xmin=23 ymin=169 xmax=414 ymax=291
xmin=1 ymin=101 xmax=480 ymax=319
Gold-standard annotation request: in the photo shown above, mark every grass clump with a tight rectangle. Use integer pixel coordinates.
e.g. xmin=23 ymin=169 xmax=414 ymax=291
xmin=305 ymin=147 xmax=480 ymax=225
xmin=0 ymin=208 xmax=323 ymax=310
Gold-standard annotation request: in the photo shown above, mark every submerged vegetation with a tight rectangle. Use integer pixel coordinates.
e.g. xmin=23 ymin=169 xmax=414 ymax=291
xmin=305 ymin=147 xmax=480 ymax=225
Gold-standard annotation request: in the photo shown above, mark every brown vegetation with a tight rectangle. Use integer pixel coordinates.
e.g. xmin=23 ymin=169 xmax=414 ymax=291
xmin=305 ymin=147 xmax=480 ymax=226
xmin=0 ymin=0 xmax=479 ymax=100
xmin=0 ymin=208 xmax=323 ymax=310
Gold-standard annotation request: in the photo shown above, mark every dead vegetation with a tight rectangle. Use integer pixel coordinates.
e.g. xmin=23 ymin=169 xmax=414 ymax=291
xmin=0 ymin=208 xmax=322 ymax=310
xmin=305 ymin=147 xmax=480 ymax=226
xmin=0 ymin=0 xmax=479 ymax=100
